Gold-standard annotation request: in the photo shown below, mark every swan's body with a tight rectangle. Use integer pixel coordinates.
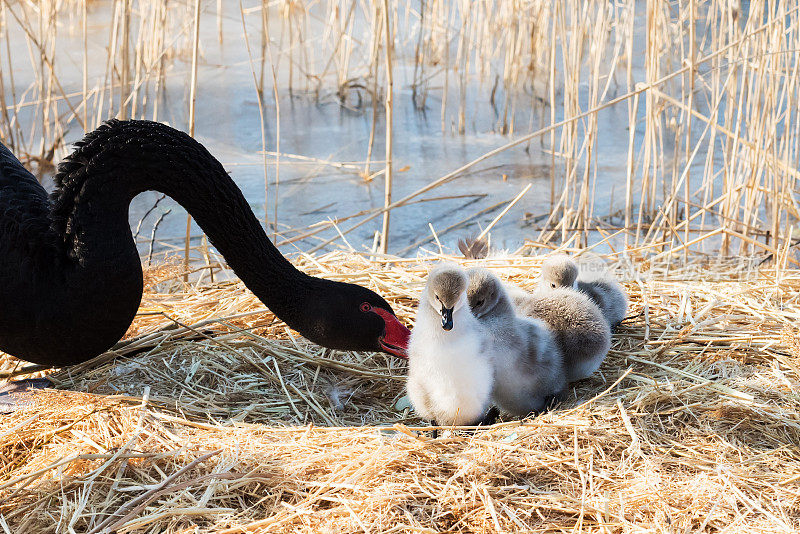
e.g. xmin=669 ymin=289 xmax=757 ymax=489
xmin=407 ymin=265 xmax=494 ymax=426
xmin=539 ymin=255 xmax=628 ymax=327
xmin=512 ymin=286 xmax=611 ymax=382
xmin=467 ymin=268 xmax=565 ymax=416
xmin=0 ymin=120 xmax=409 ymax=366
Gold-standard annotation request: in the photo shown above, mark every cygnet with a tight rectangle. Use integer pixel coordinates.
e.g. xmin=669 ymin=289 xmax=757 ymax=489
xmin=467 ymin=268 xmax=566 ymax=416
xmin=514 ymin=283 xmax=611 ymax=382
xmin=407 ymin=264 xmax=495 ymax=427
xmin=540 ymin=255 xmax=628 ymax=328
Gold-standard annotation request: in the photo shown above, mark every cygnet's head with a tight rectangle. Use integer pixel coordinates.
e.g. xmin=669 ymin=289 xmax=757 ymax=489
xmin=540 ymin=255 xmax=579 ymax=289
xmin=466 ymin=268 xmax=503 ymax=319
xmin=424 ymin=264 xmax=468 ymax=331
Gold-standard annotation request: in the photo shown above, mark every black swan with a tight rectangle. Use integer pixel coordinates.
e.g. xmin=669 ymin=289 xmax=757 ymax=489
xmin=0 ymin=119 xmax=410 ymax=368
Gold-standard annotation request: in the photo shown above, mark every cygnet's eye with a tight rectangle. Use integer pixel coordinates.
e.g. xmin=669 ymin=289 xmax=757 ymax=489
xmin=475 ymin=299 xmax=484 ymax=307
xmin=550 ymin=282 xmax=556 ymax=288
xmin=360 ymin=302 xmax=372 ymax=312
xmin=436 ymin=295 xmax=441 ymax=302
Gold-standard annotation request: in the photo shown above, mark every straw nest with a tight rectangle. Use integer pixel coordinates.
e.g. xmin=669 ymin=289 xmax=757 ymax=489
xmin=1 ymin=251 xmax=799 ymax=533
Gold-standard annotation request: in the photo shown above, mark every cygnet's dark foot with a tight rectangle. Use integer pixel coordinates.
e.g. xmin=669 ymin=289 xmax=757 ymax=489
xmin=461 ymin=407 xmax=500 ymax=432
xmin=429 ymin=408 xmax=498 ymax=439
xmin=533 ymin=391 xmax=566 ymax=416
xmin=477 ymin=406 xmax=499 ymax=427
xmin=0 ymin=378 xmax=52 ymax=414
xmin=551 ymin=387 xmax=570 ymax=407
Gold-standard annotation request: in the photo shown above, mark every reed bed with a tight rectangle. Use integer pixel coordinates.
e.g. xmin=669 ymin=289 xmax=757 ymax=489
xmin=2 ymin=1 xmax=800 ymax=258
xmin=1 ymin=251 xmax=799 ymax=532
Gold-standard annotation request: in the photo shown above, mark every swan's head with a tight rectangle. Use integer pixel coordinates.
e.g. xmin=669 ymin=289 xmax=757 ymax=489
xmin=540 ymin=255 xmax=578 ymax=290
xmin=305 ymin=281 xmax=410 ymax=358
xmin=424 ymin=264 xmax=468 ymax=331
xmin=466 ymin=267 xmax=503 ymax=319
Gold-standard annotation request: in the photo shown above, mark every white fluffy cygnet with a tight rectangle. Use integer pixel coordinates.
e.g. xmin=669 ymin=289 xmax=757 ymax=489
xmin=467 ymin=268 xmax=565 ymax=417
xmin=407 ymin=263 xmax=495 ymax=426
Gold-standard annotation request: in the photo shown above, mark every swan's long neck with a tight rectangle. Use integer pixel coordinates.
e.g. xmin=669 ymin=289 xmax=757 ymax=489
xmin=52 ymin=119 xmax=310 ymax=325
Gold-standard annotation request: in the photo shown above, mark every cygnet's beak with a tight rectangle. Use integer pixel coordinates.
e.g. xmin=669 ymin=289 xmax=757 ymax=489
xmin=440 ymin=305 xmax=454 ymax=331
xmin=372 ymin=307 xmax=411 ymax=358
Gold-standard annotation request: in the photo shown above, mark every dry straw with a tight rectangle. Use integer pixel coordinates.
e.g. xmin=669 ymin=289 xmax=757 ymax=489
xmin=1 ymin=251 xmax=799 ymax=532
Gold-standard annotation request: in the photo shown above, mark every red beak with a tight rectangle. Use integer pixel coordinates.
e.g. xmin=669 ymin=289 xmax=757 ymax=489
xmin=372 ymin=307 xmax=411 ymax=359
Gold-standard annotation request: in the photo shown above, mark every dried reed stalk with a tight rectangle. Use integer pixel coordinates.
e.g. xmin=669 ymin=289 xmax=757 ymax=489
xmin=379 ymin=0 xmax=394 ymax=255
xmin=183 ymin=0 xmax=202 ymax=283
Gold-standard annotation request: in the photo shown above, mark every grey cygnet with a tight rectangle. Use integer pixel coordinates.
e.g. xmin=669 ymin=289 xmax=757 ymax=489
xmin=540 ymin=255 xmax=628 ymax=328
xmin=467 ymin=268 xmax=566 ymax=416
xmin=514 ymin=282 xmax=611 ymax=382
